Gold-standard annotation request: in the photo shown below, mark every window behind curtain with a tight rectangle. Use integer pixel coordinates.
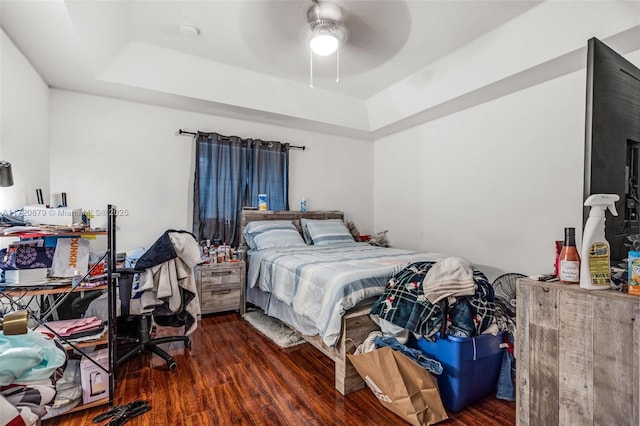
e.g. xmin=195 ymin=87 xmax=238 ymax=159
xmin=193 ymin=132 xmax=290 ymax=246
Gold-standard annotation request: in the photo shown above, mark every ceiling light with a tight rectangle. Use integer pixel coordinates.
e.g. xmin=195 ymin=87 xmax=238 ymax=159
xmin=310 ymin=31 xmax=339 ymax=56
xmin=306 ymin=2 xmax=348 ymax=88
xmin=307 ymin=4 xmax=346 ymax=56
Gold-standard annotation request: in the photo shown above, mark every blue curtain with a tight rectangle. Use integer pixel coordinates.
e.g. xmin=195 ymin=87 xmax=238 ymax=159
xmin=193 ymin=132 xmax=289 ymax=246
xmin=245 ymin=139 xmax=289 ymax=214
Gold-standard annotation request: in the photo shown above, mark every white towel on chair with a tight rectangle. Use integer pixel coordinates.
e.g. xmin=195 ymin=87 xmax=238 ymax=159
xmin=422 ymin=256 xmax=476 ymax=304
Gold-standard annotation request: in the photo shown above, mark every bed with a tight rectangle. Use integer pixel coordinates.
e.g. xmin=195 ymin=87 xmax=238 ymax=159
xmin=240 ymin=210 xmax=445 ymax=395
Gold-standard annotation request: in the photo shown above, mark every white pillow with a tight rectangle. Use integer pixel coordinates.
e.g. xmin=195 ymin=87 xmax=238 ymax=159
xmin=301 ymin=219 xmax=354 ymax=245
xmin=243 ymin=221 xmax=306 ymax=250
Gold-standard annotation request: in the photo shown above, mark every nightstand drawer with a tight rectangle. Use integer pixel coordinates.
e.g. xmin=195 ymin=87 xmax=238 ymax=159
xmin=200 ymin=288 xmax=241 ymax=313
xmin=195 ymin=261 xmax=246 ymax=315
xmin=200 ymin=279 xmax=239 ymax=292
xmin=199 ymin=268 xmax=241 ymax=287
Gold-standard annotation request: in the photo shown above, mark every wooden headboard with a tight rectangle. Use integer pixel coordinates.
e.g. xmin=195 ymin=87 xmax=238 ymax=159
xmin=239 ymin=210 xmax=344 ymax=249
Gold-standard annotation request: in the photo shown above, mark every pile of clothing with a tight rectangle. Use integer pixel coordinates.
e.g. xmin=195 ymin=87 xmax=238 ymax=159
xmin=370 ymin=257 xmax=496 ymax=339
xmin=0 ymin=330 xmax=67 ymax=425
xmin=368 ymin=257 xmax=519 ymax=403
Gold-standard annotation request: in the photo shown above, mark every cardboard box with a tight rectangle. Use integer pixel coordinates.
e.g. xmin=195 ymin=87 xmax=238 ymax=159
xmin=23 ymin=205 xmax=83 ymax=226
xmin=413 ymin=332 xmax=505 ymax=412
xmin=80 ymin=347 xmax=110 ymax=404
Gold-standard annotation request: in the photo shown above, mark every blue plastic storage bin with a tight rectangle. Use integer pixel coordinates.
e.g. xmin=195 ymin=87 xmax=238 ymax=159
xmin=413 ymin=332 xmax=505 ymax=412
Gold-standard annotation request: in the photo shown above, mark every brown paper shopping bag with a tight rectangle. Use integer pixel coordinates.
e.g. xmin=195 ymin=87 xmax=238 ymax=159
xmin=347 ymin=347 xmax=448 ymax=426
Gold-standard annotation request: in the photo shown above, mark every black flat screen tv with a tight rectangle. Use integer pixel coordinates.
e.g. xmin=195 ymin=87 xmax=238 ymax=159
xmin=584 ymin=37 xmax=640 ymax=262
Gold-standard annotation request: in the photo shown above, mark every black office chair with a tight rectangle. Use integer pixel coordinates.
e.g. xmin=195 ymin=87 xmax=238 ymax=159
xmin=115 ymin=268 xmax=191 ymax=370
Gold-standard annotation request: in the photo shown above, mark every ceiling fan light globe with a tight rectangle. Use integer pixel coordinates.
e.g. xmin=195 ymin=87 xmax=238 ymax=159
xmin=310 ymin=33 xmax=339 ymax=56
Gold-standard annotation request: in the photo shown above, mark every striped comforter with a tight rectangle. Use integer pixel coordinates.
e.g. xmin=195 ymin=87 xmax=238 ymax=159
xmin=247 ymin=242 xmax=445 ymax=347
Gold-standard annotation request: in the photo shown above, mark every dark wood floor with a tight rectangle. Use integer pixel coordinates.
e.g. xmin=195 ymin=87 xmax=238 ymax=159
xmin=43 ymin=313 xmax=516 ymax=425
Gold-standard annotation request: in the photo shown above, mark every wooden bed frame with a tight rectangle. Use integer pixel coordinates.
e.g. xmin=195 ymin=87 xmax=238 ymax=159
xmin=239 ymin=210 xmax=380 ymax=395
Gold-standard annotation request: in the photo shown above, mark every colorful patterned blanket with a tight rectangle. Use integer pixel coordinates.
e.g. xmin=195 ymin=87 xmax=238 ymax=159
xmin=370 ymin=261 xmax=496 ymax=338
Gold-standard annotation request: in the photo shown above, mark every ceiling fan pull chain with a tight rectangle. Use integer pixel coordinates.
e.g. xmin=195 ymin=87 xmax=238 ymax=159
xmin=309 ymin=49 xmax=314 ymax=89
xmin=336 ymin=45 xmax=340 ymax=83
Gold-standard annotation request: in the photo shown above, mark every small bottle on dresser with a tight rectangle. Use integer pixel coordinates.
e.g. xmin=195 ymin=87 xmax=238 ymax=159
xmin=558 ymin=227 xmax=580 ymax=284
xmin=209 ymin=242 xmax=217 ymax=263
xmin=203 ymin=239 xmax=211 ymax=263
xmin=72 ymin=270 xmax=82 ymax=287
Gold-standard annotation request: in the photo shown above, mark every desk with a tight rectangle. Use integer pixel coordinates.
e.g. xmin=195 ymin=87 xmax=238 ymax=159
xmin=1 ymin=284 xmax=107 ymax=321
xmin=1 ymin=283 xmax=107 ymax=297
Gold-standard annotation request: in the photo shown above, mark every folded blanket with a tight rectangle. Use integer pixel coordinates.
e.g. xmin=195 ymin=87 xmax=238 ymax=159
xmin=422 ymin=257 xmax=476 ymax=303
xmin=34 ymin=317 xmax=102 ymax=337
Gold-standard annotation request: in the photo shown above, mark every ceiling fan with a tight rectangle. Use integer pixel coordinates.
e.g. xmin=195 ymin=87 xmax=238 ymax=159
xmin=238 ymin=0 xmax=411 ymax=88
xmin=306 ymin=0 xmax=348 ymax=87
xmin=307 ymin=0 xmax=347 ymax=57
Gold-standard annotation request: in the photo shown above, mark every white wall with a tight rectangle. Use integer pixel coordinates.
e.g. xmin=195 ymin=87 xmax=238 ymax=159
xmin=49 ymin=90 xmax=373 ymax=253
xmin=370 ymin=1 xmax=640 ymax=280
xmin=367 ymin=1 xmax=638 ymax=130
xmin=373 ymin=51 xmax=640 ymax=280
xmin=0 ymin=29 xmax=49 ymax=211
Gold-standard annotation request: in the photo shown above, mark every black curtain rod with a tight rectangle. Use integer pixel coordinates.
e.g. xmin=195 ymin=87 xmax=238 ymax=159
xmin=178 ymin=129 xmax=305 ymax=151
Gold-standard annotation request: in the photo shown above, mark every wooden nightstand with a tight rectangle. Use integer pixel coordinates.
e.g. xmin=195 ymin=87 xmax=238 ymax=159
xmin=195 ymin=261 xmax=246 ymax=316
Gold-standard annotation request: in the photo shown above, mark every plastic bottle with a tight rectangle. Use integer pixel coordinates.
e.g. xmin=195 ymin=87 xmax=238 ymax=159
xmin=258 ymin=194 xmax=267 ymax=211
xmin=559 ymin=227 xmax=580 ymax=284
xmin=72 ymin=270 xmax=82 ymax=287
xmin=301 ymin=197 xmax=307 ymax=212
xmin=580 ymin=193 xmax=620 ymax=290
xmin=203 ymin=239 xmax=211 ymax=263
xmin=218 ymin=242 xmax=227 ymax=263
xmin=209 ymin=244 xmax=217 ymax=263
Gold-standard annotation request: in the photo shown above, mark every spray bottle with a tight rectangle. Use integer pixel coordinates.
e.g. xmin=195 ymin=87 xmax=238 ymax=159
xmin=580 ymin=194 xmax=620 ymax=290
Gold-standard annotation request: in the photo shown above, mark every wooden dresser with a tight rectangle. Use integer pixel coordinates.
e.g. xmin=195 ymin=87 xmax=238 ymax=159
xmin=516 ymin=278 xmax=640 ymax=425
xmin=195 ymin=261 xmax=246 ymax=315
